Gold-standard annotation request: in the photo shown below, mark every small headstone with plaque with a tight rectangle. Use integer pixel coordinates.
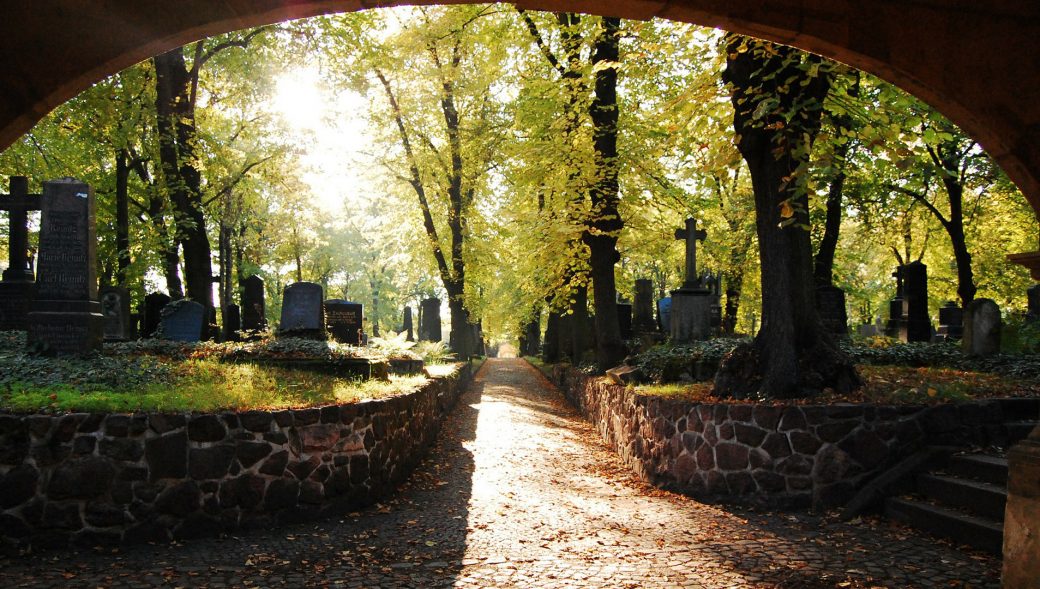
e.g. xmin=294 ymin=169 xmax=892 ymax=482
xmin=326 ymin=299 xmax=363 ymax=345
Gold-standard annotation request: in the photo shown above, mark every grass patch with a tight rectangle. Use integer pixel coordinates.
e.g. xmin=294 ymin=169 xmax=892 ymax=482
xmin=629 ymin=364 xmax=1037 ymax=405
xmin=0 ymin=358 xmax=432 ymax=413
xmin=524 ymin=356 xmax=554 ymax=381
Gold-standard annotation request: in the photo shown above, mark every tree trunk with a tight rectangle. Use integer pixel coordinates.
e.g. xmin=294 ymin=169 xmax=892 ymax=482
xmin=543 ymin=310 xmax=561 ymax=363
xmin=584 ymin=16 xmax=626 ymax=372
xmin=939 ymin=169 xmax=976 ymax=306
xmin=813 ymin=141 xmax=848 ymax=287
xmin=115 ymin=150 xmax=131 ymax=286
xmin=715 ymin=35 xmax=860 ymax=399
xmin=447 ymin=282 xmax=475 ymax=359
xmin=569 ymin=284 xmax=593 ymax=363
xmin=153 ymin=48 xmax=213 ymax=310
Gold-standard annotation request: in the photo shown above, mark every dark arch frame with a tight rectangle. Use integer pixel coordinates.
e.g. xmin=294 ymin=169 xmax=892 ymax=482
xmin=2 ymin=1 xmax=1039 ymax=217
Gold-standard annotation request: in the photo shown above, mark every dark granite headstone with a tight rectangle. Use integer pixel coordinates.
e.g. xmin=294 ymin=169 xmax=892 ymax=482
xmin=657 ymin=297 xmax=672 ymax=333
xmin=402 ymin=306 xmax=414 ymax=341
xmin=616 ymin=302 xmax=633 ymax=339
xmin=225 ymin=304 xmax=241 ymax=333
xmin=1027 ymin=285 xmax=1040 ymax=323
xmin=633 ymin=279 xmax=656 ymax=334
xmin=325 ymin=299 xmax=363 ymax=345
xmin=0 ymin=176 xmax=42 ymax=331
xmin=420 ymin=297 xmax=441 ymax=342
xmin=159 ymin=299 xmax=205 ymax=342
xmin=886 ymin=266 xmax=907 ymax=340
xmin=903 ymin=261 xmax=931 ymax=342
xmin=99 ymin=286 xmax=132 ymax=341
xmin=937 ymin=301 xmax=963 ymax=340
xmin=963 ymin=298 xmax=1001 ymax=357
xmin=816 ymin=285 xmax=849 ymax=337
xmin=240 ymin=275 xmax=266 ymax=332
xmin=278 ymin=282 xmax=325 ymax=339
xmin=26 ymin=178 xmax=104 ymax=354
xmin=141 ymin=292 xmax=171 ymax=338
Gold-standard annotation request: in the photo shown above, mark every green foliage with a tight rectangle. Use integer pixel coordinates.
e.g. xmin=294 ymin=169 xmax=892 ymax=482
xmin=630 ymin=340 xmax=746 ymax=383
xmin=414 ymin=340 xmax=454 ymax=364
xmin=368 ymin=331 xmax=420 ymax=359
xmin=842 ymin=340 xmax=1040 ymax=380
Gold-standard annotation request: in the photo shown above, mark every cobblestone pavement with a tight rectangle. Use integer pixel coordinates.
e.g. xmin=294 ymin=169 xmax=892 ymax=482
xmin=0 ymin=358 xmax=1001 ymax=588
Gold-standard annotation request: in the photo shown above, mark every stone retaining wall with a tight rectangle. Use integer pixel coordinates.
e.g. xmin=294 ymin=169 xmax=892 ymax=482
xmin=0 ymin=363 xmax=472 ymax=552
xmin=553 ymin=366 xmax=1033 ymax=509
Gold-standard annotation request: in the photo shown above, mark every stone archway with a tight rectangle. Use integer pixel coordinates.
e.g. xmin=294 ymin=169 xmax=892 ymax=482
xmin=1 ymin=1 xmax=1039 ymax=217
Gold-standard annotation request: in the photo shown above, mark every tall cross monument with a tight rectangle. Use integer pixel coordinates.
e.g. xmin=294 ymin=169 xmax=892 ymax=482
xmin=675 ymin=217 xmax=707 ymax=289
xmin=0 ymin=176 xmax=42 ymax=330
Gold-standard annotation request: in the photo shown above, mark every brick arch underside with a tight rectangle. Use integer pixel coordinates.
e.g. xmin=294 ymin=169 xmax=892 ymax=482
xmin=2 ymin=0 xmax=1039 ymax=214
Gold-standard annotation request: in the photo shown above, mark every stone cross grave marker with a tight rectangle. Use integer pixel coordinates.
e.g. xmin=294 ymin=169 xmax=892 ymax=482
xmin=278 ymin=282 xmax=325 ymax=339
xmin=0 ymin=176 xmax=42 ymax=330
xmin=674 ymin=218 xmax=707 ymax=289
xmin=159 ymin=299 xmax=205 ymax=342
xmin=100 ymin=285 xmax=132 ymax=341
xmin=27 ymin=178 xmax=104 ymax=354
xmin=325 ymin=299 xmax=363 ymax=344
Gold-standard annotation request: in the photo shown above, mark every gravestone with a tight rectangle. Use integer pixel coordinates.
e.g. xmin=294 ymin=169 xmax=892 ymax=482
xmin=937 ymin=301 xmax=964 ymax=340
xmin=159 ymin=299 xmax=205 ymax=342
xmin=816 ymin=285 xmax=849 ymax=337
xmin=657 ymin=297 xmax=672 ymax=333
xmin=224 ymin=304 xmax=241 ymax=341
xmin=419 ymin=297 xmax=441 ymax=342
xmin=140 ymin=292 xmax=171 ymax=338
xmin=963 ymin=298 xmax=1001 ymax=356
xmin=670 ymin=218 xmax=713 ymax=343
xmin=278 ymin=282 xmax=325 ymax=339
xmin=326 ymin=299 xmax=363 ymax=345
xmin=903 ymin=261 xmax=932 ymax=342
xmin=0 ymin=176 xmax=42 ymax=331
xmin=26 ymin=178 xmax=104 ymax=354
xmin=632 ymin=279 xmax=656 ymax=334
xmin=240 ymin=275 xmax=266 ymax=332
xmin=403 ymin=306 xmax=414 ymax=341
xmin=1026 ymin=285 xmax=1040 ymax=323
xmin=616 ymin=301 xmax=633 ymax=339
xmin=858 ymin=323 xmax=880 ymax=338
xmin=886 ymin=266 xmax=906 ymax=340
xmin=723 ymin=289 xmax=739 ymax=334
xmin=99 ymin=286 xmax=132 ymax=341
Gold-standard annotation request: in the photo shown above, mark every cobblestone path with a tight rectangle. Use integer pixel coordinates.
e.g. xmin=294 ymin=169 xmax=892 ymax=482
xmin=0 ymin=358 xmax=1001 ymax=588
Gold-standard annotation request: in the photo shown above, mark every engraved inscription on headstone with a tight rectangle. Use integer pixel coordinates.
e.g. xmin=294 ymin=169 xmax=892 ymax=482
xmin=27 ymin=178 xmax=104 ymax=354
xmin=325 ymin=299 xmax=363 ymax=345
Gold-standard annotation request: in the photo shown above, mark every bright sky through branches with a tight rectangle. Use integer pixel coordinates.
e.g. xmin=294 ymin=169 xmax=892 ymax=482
xmin=271 ymin=66 xmax=377 ymax=217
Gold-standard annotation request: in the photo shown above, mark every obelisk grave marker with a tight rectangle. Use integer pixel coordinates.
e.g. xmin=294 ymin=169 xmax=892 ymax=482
xmin=27 ymin=178 xmax=104 ymax=354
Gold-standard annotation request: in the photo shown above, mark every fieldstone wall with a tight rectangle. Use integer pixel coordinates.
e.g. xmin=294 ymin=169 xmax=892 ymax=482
xmin=554 ymin=366 xmax=1033 ymax=509
xmin=0 ymin=363 xmax=472 ymax=552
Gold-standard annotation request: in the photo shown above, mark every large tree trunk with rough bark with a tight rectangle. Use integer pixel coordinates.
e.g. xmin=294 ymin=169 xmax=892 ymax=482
xmin=584 ymin=16 xmax=626 ymax=372
xmin=154 ymin=48 xmax=214 ymax=311
xmin=714 ymin=35 xmax=860 ymax=399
